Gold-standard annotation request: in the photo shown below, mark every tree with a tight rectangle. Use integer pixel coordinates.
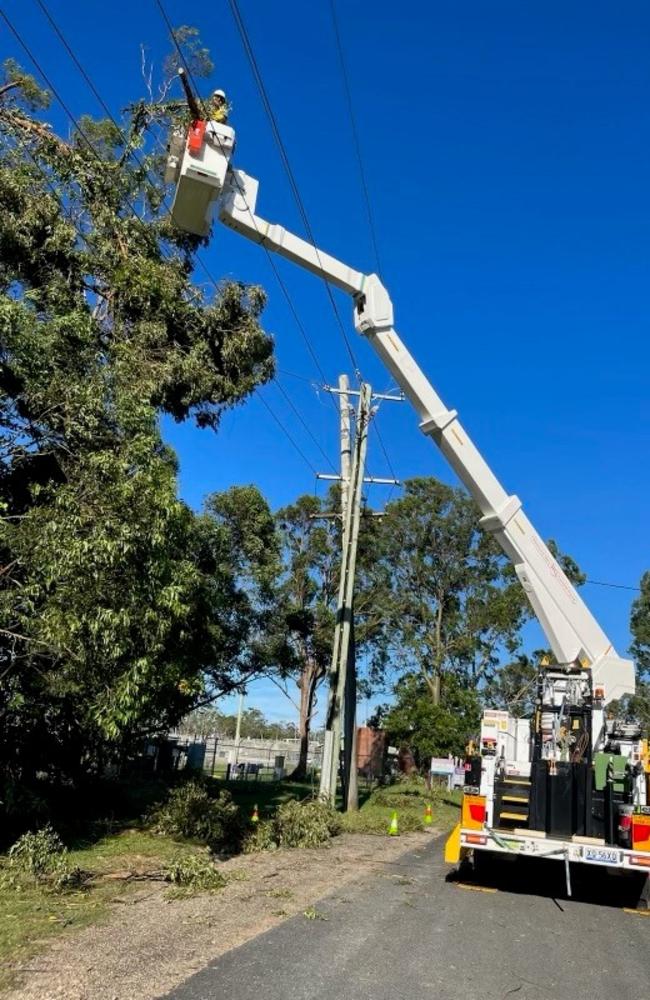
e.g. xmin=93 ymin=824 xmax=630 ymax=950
xmin=266 ymin=489 xmax=390 ymax=779
xmin=631 ymin=571 xmax=650 ymax=681
xmin=373 ymin=478 xmax=529 ymax=706
xmin=198 ymin=485 xmax=280 ymax=700
xmin=380 ymin=672 xmax=481 ymax=764
xmin=269 ymin=495 xmax=339 ymax=779
xmin=179 ymin=705 xmax=297 ymax=741
xmin=0 ymin=50 xmax=274 ymax=794
xmin=483 ymin=653 xmax=540 ymax=718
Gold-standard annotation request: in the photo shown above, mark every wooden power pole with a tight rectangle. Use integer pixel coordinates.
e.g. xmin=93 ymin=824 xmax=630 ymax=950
xmin=316 ymin=378 xmax=401 ymax=808
xmin=319 ymin=379 xmax=372 ymax=806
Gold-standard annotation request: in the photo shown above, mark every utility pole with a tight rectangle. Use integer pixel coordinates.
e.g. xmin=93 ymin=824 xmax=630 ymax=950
xmin=317 ymin=379 xmax=402 ymax=808
xmin=232 ymin=689 xmax=244 ymax=771
xmin=319 ymin=381 xmax=372 ymax=805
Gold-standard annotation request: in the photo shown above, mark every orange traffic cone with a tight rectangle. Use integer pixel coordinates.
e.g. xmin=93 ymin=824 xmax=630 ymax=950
xmin=388 ymin=811 xmax=399 ymax=836
xmin=424 ymin=803 xmax=433 ymax=826
xmin=251 ymin=804 xmax=259 ymax=825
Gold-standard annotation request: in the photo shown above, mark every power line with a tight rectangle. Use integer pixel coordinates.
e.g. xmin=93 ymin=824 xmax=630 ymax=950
xmin=370 ymin=413 xmax=400 ymax=503
xmin=152 ymin=0 xmax=339 ymax=403
xmin=276 ymin=367 xmax=316 ymax=384
xmin=327 ymin=0 xmax=401 ymax=494
xmin=328 ymin=0 xmax=383 ymax=279
xmin=584 ymin=579 xmax=640 ymax=593
xmin=226 ymin=0 xmax=361 ymax=376
xmin=33 ymin=0 xmax=125 ymax=129
xmin=3 ymin=7 xmax=324 ymax=483
xmin=273 ymin=378 xmax=337 ymax=474
xmin=256 ymin=392 xmax=318 ymax=475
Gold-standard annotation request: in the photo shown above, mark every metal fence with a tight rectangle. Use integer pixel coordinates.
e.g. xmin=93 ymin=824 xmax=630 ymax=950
xmin=159 ymin=732 xmax=386 ymax=788
xmin=166 ymin=735 xmax=322 ymax=782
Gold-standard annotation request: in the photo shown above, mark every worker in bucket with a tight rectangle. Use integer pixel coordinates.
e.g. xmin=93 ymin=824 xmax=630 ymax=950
xmin=207 ymin=88 xmax=230 ymax=124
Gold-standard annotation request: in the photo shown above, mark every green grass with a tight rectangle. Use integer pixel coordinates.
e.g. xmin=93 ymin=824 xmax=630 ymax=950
xmin=340 ymin=782 xmax=462 ymax=836
xmin=0 ymin=776 xmax=461 ymax=991
xmin=0 ymin=828 xmax=201 ymax=992
xmin=0 ymin=777 xmax=316 ymax=990
xmin=208 ymin=776 xmax=318 ymax=820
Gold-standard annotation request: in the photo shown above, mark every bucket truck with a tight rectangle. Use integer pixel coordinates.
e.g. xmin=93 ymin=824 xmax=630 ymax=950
xmin=165 ymin=81 xmax=650 ymax=899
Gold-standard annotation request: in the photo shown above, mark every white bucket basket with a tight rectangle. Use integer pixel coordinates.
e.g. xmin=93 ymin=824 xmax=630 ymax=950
xmin=168 ymin=122 xmax=236 ymax=237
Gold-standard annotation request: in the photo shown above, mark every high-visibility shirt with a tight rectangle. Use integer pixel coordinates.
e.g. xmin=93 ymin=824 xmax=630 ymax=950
xmin=206 ymin=101 xmax=230 ymax=124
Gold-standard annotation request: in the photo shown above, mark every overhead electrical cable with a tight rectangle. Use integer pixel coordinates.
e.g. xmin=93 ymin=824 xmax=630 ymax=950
xmin=328 ymin=0 xmax=383 ymax=278
xmin=256 ymin=393 xmax=318 ymax=476
xmin=273 ymin=378 xmax=338 ymax=473
xmin=3 ymin=6 xmax=328 ymax=482
xmin=371 ymin=419 xmax=400 ymax=502
xmin=34 ymin=0 xmax=339 ymax=467
xmin=327 ymin=1 xmax=401 ymax=493
xmin=225 ymin=0 xmax=361 ymax=376
xmin=152 ymin=0 xmax=340 ymax=410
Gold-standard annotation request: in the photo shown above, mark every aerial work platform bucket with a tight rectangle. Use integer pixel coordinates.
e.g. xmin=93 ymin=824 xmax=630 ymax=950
xmin=166 ymin=121 xmax=236 ymax=237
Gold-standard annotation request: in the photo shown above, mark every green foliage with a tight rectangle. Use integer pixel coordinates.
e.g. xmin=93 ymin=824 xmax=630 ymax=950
xmin=4 ymin=825 xmax=83 ymax=893
xmin=178 ymin=706 xmax=298 ymax=740
xmin=260 ymin=489 xmax=386 ymax=778
xmin=162 ymin=852 xmax=226 ymax=891
xmin=273 ymin=799 xmax=342 ymax=848
xmin=1 ymin=58 xmax=50 ymax=110
xmin=243 ymin=820 xmax=279 ymax=854
xmin=608 ymin=682 xmax=650 ymax=739
xmin=382 ymin=672 xmax=481 ymax=762
xmin=6 ymin=825 xmax=64 ymax=879
xmin=372 ymin=478 xmax=529 ymax=701
xmin=163 ymin=26 xmax=215 ymax=82
xmin=0 ymin=51 xmax=275 ymax=800
xmin=154 ymin=780 xmax=244 ymax=853
xmin=631 ymin=571 xmax=650 ymax=680
xmin=244 ymin=800 xmax=341 ymax=851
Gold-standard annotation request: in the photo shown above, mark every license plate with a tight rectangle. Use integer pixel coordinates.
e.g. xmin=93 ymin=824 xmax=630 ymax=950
xmin=583 ymin=847 xmax=620 ymax=865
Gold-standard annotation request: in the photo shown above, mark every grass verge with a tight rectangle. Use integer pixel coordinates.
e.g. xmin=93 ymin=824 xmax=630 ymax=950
xmin=0 ymin=776 xmax=461 ymax=990
xmin=340 ymin=782 xmax=462 ymax=835
xmin=0 ymin=829 xmax=202 ymax=992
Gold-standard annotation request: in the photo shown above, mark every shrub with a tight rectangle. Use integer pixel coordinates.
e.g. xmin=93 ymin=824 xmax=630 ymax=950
xmin=162 ymin=852 xmax=226 ymax=891
xmin=7 ymin=825 xmax=65 ymax=878
xmin=4 ymin=824 xmax=83 ymax=892
xmin=154 ymin=780 xmax=244 ymax=853
xmin=243 ymin=820 xmax=278 ymax=854
xmin=243 ymin=800 xmax=342 ymax=853
xmin=273 ymin=800 xmax=342 ymax=849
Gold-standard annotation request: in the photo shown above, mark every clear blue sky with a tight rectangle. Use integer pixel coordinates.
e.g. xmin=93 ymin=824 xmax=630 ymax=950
xmin=5 ymin=1 xmax=649 ymax=723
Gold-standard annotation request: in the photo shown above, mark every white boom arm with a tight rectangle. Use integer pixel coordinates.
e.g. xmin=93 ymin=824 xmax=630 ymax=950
xmin=216 ymin=165 xmax=634 ymax=703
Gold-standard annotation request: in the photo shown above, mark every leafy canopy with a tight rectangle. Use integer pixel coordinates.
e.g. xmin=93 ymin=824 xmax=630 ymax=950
xmin=0 ymin=50 xmax=273 ymax=788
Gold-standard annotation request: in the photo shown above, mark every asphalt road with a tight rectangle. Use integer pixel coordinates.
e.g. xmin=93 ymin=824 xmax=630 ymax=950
xmin=163 ymin=834 xmax=650 ymax=1000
